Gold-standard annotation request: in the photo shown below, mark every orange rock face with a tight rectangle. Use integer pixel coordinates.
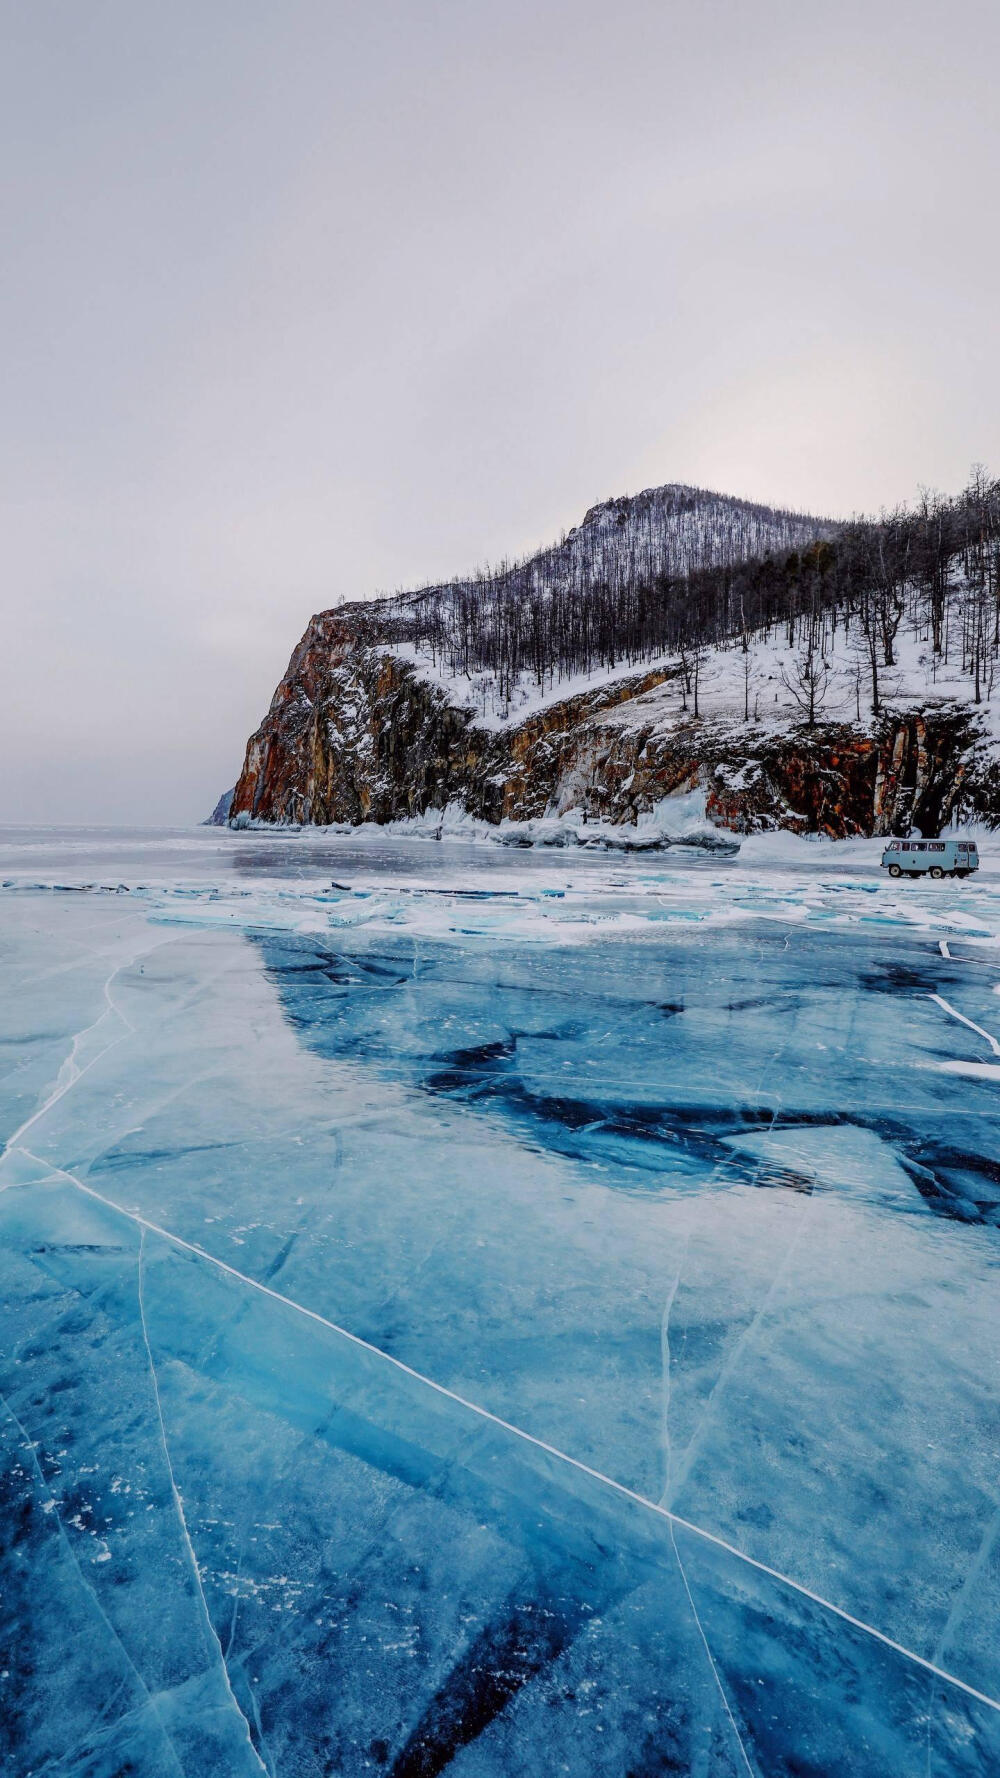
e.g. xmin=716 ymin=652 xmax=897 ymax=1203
xmin=230 ymin=610 xmax=997 ymax=836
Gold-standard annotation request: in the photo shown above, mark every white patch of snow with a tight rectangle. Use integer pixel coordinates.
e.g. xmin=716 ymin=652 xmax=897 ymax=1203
xmin=389 ymin=642 xmax=677 ymax=730
xmin=391 ymin=582 xmax=1000 ymax=747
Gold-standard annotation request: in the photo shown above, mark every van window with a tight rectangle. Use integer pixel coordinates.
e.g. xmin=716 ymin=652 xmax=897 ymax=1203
xmin=888 ymin=841 xmax=900 ymax=851
xmin=929 ymin=843 xmax=945 ymax=852
xmin=914 ymin=843 xmax=927 ymax=852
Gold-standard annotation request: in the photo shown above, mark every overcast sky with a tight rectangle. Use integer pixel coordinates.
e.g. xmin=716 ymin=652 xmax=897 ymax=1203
xmin=3 ymin=0 xmax=999 ymax=824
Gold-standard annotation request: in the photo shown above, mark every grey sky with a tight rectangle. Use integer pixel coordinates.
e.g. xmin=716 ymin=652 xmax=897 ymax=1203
xmin=3 ymin=0 xmax=998 ymax=824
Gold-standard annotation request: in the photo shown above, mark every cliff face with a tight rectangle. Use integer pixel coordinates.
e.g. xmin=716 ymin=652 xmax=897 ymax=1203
xmin=578 ymin=704 xmax=990 ymax=837
xmin=230 ymin=614 xmax=677 ymax=826
xmin=229 ymin=612 xmax=998 ymax=837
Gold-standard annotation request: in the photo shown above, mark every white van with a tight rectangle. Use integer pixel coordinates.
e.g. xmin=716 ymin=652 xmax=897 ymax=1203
xmin=881 ymin=838 xmax=979 ymax=878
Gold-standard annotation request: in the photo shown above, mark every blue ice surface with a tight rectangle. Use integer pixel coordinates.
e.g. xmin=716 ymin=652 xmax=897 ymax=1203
xmin=1 ymin=829 xmax=999 ymax=1776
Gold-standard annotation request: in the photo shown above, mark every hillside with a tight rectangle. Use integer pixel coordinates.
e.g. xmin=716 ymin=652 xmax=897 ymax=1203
xmin=223 ymin=474 xmax=1000 ymax=840
xmin=356 ymin=482 xmax=836 ymax=703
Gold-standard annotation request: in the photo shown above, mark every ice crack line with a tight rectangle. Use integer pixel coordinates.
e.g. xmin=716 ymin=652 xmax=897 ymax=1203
xmin=666 ymin=1193 xmax=811 ymax=1503
xmin=16 ymin=1149 xmax=1000 ymax=1721
xmin=937 ymin=937 xmax=1000 ymax=971
xmin=931 ymin=1500 xmax=1000 ymax=1670
xmin=0 ymin=940 xmax=242 ymax=1194
xmin=657 ymin=1237 xmax=757 ymax=1775
xmin=0 ymin=1392 xmax=188 ymax=1778
xmin=928 ymin=993 xmax=1000 ymax=1057
xmin=657 ymin=1233 xmax=688 ymax=1509
xmin=670 ymin=1521 xmax=757 ymax=1777
xmin=0 ymin=954 xmax=144 ymax=1171
xmin=137 ymin=1228 xmax=270 ymax=1778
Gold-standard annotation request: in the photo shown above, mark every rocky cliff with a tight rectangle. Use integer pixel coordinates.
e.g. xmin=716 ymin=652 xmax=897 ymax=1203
xmin=223 ymin=470 xmax=1000 ymax=839
xmin=226 ymin=608 xmax=999 ymax=839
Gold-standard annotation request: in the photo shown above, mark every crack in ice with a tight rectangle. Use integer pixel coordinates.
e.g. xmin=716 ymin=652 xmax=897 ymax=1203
xmin=668 ymin=1517 xmax=758 ymax=1777
xmin=0 ymin=941 xmax=253 ymax=1203
xmin=12 ymin=1148 xmax=1000 ymax=1720
xmin=928 ymin=993 xmax=1000 ymax=1057
xmin=932 ymin=1499 xmax=1000 ymax=1670
xmin=666 ymin=1190 xmax=812 ymax=1503
xmin=657 ymin=1235 xmax=758 ymax=1774
xmin=137 ymin=1227 xmax=270 ymax=1778
xmin=0 ymin=1393 xmax=188 ymax=1778
xmin=0 ymin=943 xmax=167 ymax=1181
xmin=665 ymin=1015 xmax=801 ymax=1503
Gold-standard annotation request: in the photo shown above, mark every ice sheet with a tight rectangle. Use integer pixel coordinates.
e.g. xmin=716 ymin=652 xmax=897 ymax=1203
xmin=1 ymin=828 xmax=999 ymax=1775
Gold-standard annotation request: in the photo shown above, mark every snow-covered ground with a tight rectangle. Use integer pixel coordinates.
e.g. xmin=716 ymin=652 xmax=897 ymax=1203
xmin=1 ymin=827 xmax=999 ymax=1775
xmin=391 ymin=597 xmax=1000 ymax=738
xmin=388 ymin=639 xmax=681 ymax=730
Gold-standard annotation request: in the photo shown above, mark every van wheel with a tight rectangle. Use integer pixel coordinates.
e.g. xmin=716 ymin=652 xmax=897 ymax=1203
xmin=929 ymin=866 xmax=943 ymax=878
xmin=957 ymin=868 xmax=970 ymax=878
xmin=888 ymin=864 xmax=901 ymax=877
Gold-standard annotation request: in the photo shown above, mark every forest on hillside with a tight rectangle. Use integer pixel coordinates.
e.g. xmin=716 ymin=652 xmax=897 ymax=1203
xmin=357 ymin=472 xmax=1000 ymax=722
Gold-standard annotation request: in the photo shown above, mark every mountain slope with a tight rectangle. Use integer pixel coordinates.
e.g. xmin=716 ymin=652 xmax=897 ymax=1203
xmin=364 ymin=482 xmax=837 ymax=699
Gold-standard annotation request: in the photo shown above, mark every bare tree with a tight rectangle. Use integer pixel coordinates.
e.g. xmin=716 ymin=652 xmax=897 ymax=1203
xmin=780 ymin=626 xmax=832 ymax=726
xmin=847 ymin=646 xmax=866 ymax=723
xmin=857 ymin=587 xmax=882 ymax=718
xmin=690 ymin=645 xmax=708 ymax=718
xmin=381 ymin=469 xmax=999 ymax=715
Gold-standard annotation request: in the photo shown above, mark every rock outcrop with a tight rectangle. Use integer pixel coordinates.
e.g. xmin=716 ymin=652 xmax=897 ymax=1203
xmin=227 ymin=610 xmax=998 ymax=838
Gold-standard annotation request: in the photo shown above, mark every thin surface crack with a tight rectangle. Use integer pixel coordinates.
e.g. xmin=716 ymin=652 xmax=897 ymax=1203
xmin=658 ymin=1233 xmax=757 ymax=1775
xmin=137 ymin=1227 xmax=270 ymax=1777
xmin=0 ymin=1392 xmax=188 ymax=1778
xmin=13 ymin=1146 xmax=1000 ymax=1720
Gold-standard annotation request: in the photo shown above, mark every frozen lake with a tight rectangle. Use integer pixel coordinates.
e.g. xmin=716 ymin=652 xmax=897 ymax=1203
xmin=1 ymin=826 xmax=999 ymax=1776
